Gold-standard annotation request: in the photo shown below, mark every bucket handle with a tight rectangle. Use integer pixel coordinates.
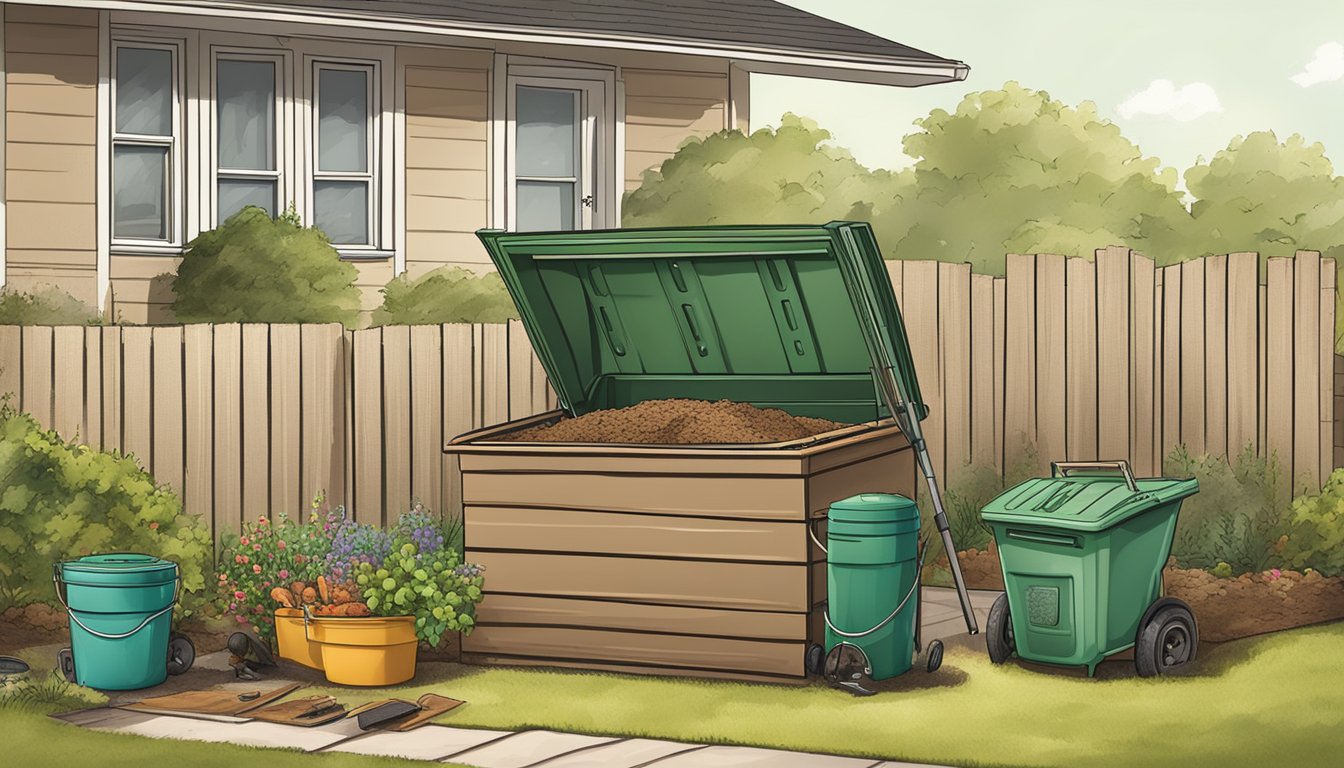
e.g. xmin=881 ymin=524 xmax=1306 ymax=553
xmin=807 ymin=518 xmax=827 ymax=555
xmin=822 ymin=535 xmax=929 ymax=639
xmin=52 ymin=565 xmax=181 ymax=641
xmin=1051 ymin=460 xmax=1138 ymax=492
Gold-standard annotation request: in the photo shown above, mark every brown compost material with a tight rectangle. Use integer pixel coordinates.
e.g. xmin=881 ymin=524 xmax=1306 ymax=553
xmin=502 ymin=398 xmax=847 ymax=444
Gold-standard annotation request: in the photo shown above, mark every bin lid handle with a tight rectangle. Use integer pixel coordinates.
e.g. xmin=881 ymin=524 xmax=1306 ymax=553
xmin=1050 ymin=460 xmax=1138 ymax=492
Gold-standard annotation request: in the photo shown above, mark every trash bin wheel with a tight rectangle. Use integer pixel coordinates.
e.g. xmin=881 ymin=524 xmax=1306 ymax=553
xmin=166 ymin=633 xmax=195 ymax=676
xmin=1135 ymin=599 xmax=1198 ymax=677
xmin=57 ymin=648 xmax=76 ymax=683
xmin=926 ymin=639 xmax=944 ymax=673
xmin=804 ymin=643 xmax=825 ymax=676
xmin=986 ymin=593 xmax=1015 ymax=664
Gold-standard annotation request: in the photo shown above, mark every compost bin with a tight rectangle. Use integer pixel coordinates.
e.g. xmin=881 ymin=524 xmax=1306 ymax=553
xmin=445 ymin=222 xmax=926 ymax=682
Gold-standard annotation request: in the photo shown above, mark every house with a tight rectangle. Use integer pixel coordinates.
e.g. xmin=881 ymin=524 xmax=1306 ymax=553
xmin=0 ymin=0 xmax=967 ymax=323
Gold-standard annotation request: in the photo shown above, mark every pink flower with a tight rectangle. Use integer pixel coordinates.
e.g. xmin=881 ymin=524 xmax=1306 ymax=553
xmin=148 ymin=522 xmax=159 ymax=530
xmin=218 ymin=573 xmax=227 ymax=581
xmin=235 ymin=555 xmax=244 ymax=564
xmin=234 ymin=590 xmax=246 ymax=600
xmin=236 ymin=615 xmax=248 ymax=623
xmin=239 ymin=536 xmax=250 ymax=546
xmin=253 ymin=543 xmax=261 ymax=551
xmin=259 ymin=517 xmax=269 ymax=525
xmin=279 ymin=569 xmax=290 ymax=580
xmin=229 ymin=603 xmax=237 ymax=611
xmin=252 ymin=564 xmax=262 ymax=574
xmin=1270 ymin=568 xmax=1282 ymax=581
xmin=241 ymin=555 xmax=249 ymax=564
xmin=262 ymin=581 xmax=270 ymax=588
xmin=277 ymin=541 xmax=286 ymax=550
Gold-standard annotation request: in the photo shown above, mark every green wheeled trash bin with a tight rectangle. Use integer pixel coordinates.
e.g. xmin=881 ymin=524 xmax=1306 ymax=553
xmin=980 ymin=461 xmax=1199 ymax=677
xmin=53 ymin=553 xmax=195 ymax=690
xmin=811 ymin=493 xmax=927 ymax=686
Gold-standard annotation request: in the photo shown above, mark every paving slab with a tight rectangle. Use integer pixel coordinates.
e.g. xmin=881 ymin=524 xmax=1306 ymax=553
xmin=326 ymin=725 xmax=515 ymax=761
xmin=53 ymin=707 xmax=159 ymax=729
xmin=529 ymin=738 xmax=706 ymax=767
xmin=84 ymin=712 xmax=357 ymax=752
xmin=447 ymin=730 xmax=618 ymax=768
xmin=645 ymin=745 xmax=880 ymax=768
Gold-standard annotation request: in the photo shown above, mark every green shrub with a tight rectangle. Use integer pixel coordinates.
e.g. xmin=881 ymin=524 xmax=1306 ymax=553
xmin=1164 ymin=445 xmax=1286 ymax=574
xmin=0 ymin=405 xmax=213 ymax=614
xmin=171 ymin=207 xmax=361 ymax=326
xmin=1280 ymin=469 xmax=1344 ymax=576
xmin=372 ymin=266 xmax=519 ymax=325
xmin=0 ymin=286 xmax=101 ymax=326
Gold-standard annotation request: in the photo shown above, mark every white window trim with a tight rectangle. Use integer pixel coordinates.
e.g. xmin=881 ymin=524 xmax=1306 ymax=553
xmin=110 ymin=37 xmax=185 ymax=248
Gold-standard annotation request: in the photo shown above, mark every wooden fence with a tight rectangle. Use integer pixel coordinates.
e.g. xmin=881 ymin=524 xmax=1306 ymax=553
xmin=0 ymin=248 xmax=1336 ymax=541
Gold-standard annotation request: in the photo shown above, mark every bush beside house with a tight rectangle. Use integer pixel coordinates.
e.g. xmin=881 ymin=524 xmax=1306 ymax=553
xmin=0 ymin=287 xmax=102 ymax=326
xmin=372 ymin=266 xmax=519 ymax=326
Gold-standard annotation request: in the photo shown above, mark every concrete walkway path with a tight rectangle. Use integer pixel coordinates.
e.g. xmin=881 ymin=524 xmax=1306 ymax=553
xmin=52 ymin=588 xmax=1001 ymax=768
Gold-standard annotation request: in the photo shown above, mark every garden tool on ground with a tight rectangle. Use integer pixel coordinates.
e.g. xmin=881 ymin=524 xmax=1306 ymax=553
xmin=227 ymin=629 xmax=277 ymax=680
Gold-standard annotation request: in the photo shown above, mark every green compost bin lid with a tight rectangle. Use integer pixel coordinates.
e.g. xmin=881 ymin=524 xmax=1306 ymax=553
xmin=474 ymin=222 xmax=926 ymax=423
xmin=58 ymin=553 xmax=177 ymax=587
xmin=980 ymin=474 xmax=1199 ymax=533
xmin=829 ymin=493 xmax=920 ymax=524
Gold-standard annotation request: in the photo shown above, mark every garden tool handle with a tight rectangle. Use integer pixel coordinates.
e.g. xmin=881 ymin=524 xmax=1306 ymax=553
xmin=1051 ymin=460 xmax=1138 ymax=492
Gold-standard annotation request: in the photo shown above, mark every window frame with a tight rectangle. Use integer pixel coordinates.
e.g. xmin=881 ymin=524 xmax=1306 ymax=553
xmin=208 ymin=46 xmax=290 ymax=226
xmin=110 ymin=37 xmax=184 ymax=249
xmin=307 ymin=59 xmax=379 ymax=249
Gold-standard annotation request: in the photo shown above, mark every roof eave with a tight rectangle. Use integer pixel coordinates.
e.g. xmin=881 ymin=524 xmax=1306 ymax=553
xmin=36 ymin=0 xmax=968 ymax=87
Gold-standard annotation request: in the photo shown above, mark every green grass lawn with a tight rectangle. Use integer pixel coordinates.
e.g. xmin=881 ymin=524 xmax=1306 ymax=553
xmin=7 ymin=623 xmax=1342 ymax=767
xmin=303 ymin=622 xmax=1344 ymax=768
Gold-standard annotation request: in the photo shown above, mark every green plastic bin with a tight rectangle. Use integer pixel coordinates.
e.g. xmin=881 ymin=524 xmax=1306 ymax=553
xmin=54 ymin=553 xmax=180 ymax=690
xmin=980 ymin=461 xmax=1199 ymax=676
xmin=823 ymin=493 xmax=921 ymax=680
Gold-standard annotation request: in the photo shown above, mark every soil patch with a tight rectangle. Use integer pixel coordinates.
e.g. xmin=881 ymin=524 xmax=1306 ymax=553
xmin=933 ymin=549 xmax=1344 ymax=642
xmin=0 ymin=603 xmax=230 ymax=656
xmin=504 ymin=398 xmax=846 ymax=444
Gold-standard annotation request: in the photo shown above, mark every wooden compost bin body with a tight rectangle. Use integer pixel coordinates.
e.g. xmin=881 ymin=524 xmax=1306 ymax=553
xmin=446 ymin=411 xmax=917 ymax=683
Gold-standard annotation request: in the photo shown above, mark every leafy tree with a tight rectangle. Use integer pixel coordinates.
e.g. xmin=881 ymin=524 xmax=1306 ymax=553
xmin=622 ymin=114 xmax=903 ymax=227
xmin=873 ymin=82 xmax=1190 ymax=273
xmin=171 ymin=207 xmax=361 ymax=326
xmin=372 ymin=266 xmax=519 ymax=326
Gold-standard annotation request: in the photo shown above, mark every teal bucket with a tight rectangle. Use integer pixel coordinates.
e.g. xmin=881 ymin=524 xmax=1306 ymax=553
xmin=54 ymin=553 xmax=180 ymax=690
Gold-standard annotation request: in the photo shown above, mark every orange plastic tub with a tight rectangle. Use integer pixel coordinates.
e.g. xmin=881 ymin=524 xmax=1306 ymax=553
xmin=274 ymin=608 xmax=323 ymax=669
xmin=305 ymin=614 xmax=417 ymax=686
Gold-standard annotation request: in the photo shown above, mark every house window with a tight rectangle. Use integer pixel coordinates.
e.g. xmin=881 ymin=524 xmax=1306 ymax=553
xmin=312 ymin=63 xmax=375 ymax=246
xmin=112 ymin=43 xmax=180 ymax=243
xmin=506 ymin=75 xmax=608 ymax=232
xmin=215 ymin=55 xmax=281 ymax=221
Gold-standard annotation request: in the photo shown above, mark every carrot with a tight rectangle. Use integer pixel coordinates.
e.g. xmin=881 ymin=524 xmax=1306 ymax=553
xmin=317 ymin=575 xmax=330 ymax=604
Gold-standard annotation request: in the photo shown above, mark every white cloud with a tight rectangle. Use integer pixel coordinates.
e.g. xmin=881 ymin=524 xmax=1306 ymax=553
xmin=1117 ymin=80 xmax=1223 ymax=122
xmin=1291 ymin=42 xmax=1344 ymax=87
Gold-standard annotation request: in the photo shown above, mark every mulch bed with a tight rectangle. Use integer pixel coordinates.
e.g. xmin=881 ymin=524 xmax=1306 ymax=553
xmin=0 ymin=603 xmax=231 ymax=656
xmin=504 ymin=398 xmax=846 ymax=444
xmin=934 ymin=547 xmax=1344 ymax=642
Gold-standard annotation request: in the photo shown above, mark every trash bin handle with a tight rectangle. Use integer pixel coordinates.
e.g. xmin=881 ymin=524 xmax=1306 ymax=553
xmin=52 ymin=565 xmax=181 ymax=640
xmin=1051 ymin=460 xmax=1138 ymax=492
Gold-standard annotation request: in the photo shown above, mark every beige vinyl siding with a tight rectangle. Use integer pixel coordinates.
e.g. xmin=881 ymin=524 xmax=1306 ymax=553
xmin=401 ymin=46 xmax=491 ymax=275
xmin=622 ymin=68 xmax=729 ymax=192
xmin=4 ymin=5 xmax=99 ymax=305
xmin=109 ymin=255 xmax=179 ymax=325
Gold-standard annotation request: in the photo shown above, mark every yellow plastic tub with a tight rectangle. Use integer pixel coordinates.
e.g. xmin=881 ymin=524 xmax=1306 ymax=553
xmin=274 ymin=608 xmax=323 ymax=669
xmin=305 ymin=613 xmax=417 ymax=686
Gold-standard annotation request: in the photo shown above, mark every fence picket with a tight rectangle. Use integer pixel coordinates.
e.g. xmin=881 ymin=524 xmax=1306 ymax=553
xmin=1204 ymin=254 xmax=1228 ymax=459
xmin=970 ymin=273 xmax=995 ymax=465
xmin=992 ymin=276 xmax=1006 ymax=473
xmin=1265 ymin=259 xmax=1294 ymax=492
xmin=20 ymin=326 xmax=53 ymax=427
xmin=902 ymin=260 xmax=942 ymax=482
xmin=1004 ymin=254 xmax=1036 ymax=462
xmin=122 ymin=327 xmax=153 ymax=473
xmin=940 ymin=262 xmax=972 ymax=474
xmin=183 ymin=325 xmax=213 ymax=529
xmin=53 ymin=326 xmax=85 ymax=442
xmin=1161 ymin=265 xmax=1182 ymax=464
xmin=300 ymin=324 xmax=344 ymax=511
xmin=1321 ymin=262 xmax=1336 ymax=484
xmin=1096 ymin=246 xmax=1130 ymax=461
xmin=151 ymin=326 xmax=184 ymax=495
xmin=212 ymin=324 xmax=243 ymax=536
xmin=1036 ymin=255 xmax=1067 ymax=468
xmin=410 ymin=325 xmax=444 ymax=515
xmin=83 ymin=327 xmax=103 ymax=450
xmin=1130 ymin=254 xmax=1156 ymax=475
xmin=269 ymin=324 xmax=302 ymax=518
xmin=382 ymin=324 xmax=412 ymax=524
xmin=241 ymin=325 xmax=270 ymax=521
xmin=1226 ymin=253 xmax=1259 ymax=459
xmin=0 ymin=326 xmax=19 ymax=405
xmin=351 ymin=328 xmax=384 ymax=523
xmin=1293 ymin=252 xmax=1322 ymax=490
xmin=1065 ymin=257 xmax=1097 ymax=460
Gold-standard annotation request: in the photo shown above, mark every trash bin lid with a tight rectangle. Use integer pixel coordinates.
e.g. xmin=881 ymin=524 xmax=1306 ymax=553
xmin=59 ymin=553 xmax=178 ymax=587
xmin=980 ymin=475 xmax=1199 ymax=532
xmin=829 ymin=493 xmax=920 ymax=524
xmin=474 ymin=222 xmax=925 ymax=424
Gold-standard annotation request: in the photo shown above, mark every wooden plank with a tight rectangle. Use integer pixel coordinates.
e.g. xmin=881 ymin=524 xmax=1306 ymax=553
xmin=1065 ymin=257 xmax=1097 ymax=460
xmin=382 ymin=325 xmax=412 ymax=525
xmin=474 ymin=594 xmax=804 ymax=641
xmin=1096 ymin=246 xmax=1130 ymax=461
xmin=1204 ymin=254 xmax=1228 ymax=458
xmin=409 ymin=325 xmax=444 ymax=515
xmin=443 ymin=324 xmax=474 ymax=522
xmin=465 ymin=506 xmax=808 ymax=562
xmin=530 ymin=342 xmax=549 ymax=417
xmin=300 ymin=324 xmax=345 ymax=510
xmin=993 ymin=276 xmax=1006 ymax=473
xmin=213 ymin=324 xmax=243 ymax=537
xmin=82 ymin=327 xmax=102 ymax=449
xmin=182 ymin=325 xmax=213 ymax=529
xmin=1260 ymin=283 xmax=1269 ymax=457
xmin=463 ymin=625 xmax=801 ymax=678
xmin=352 ymin=328 xmax=384 ymax=523
xmin=240 ymin=325 xmax=270 ymax=521
xmin=1266 ymin=259 xmax=1294 ymax=492
xmin=1226 ymin=253 xmax=1259 ymax=458
xmin=1004 ymin=255 xmax=1036 ymax=464
xmin=970 ymin=274 xmax=995 ymax=465
xmin=52 ymin=326 xmax=85 ymax=441
xmin=466 ymin=550 xmax=808 ymax=612
xmin=507 ymin=320 xmax=533 ymax=421
xmin=1293 ymin=252 xmax=1322 ymax=490
xmin=101 ymin=326 xmax=122 ymax=455
xmin=479 ymin=323 xmax=509 ymax=427
xmin=1179 ymin=260 xmax=1206 ymax=455
xmin=269 ymin=325 xmax=302 ymax=519
xmin=151 ymin=327 xmax=184 ymax=495
xmin=1130 ymin=254 xmax=1156 ymax=475
xmin=20 ymin=326 xmax=53 ymax=427
xmin=902 ymin=260 xmax=942 ymax=481
xmin=0 ymin=326 xmax=20 ymax=405
xmin=1161 ymin=265 xmax=1182 ymax=464
xmin=939 ymin=262 xmax=971 ymax=474
xmin=121 ymin=327 xmax=153 ymax=472
xmin=1321 ymin=260 xmax=1336 ymax=485
xmin=1036 ymin=254 xmax=1067 ymax=467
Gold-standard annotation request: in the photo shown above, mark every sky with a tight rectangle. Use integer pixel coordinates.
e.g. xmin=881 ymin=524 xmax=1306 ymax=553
xmin=752 ymin=0 xmax=1344 ymax=183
